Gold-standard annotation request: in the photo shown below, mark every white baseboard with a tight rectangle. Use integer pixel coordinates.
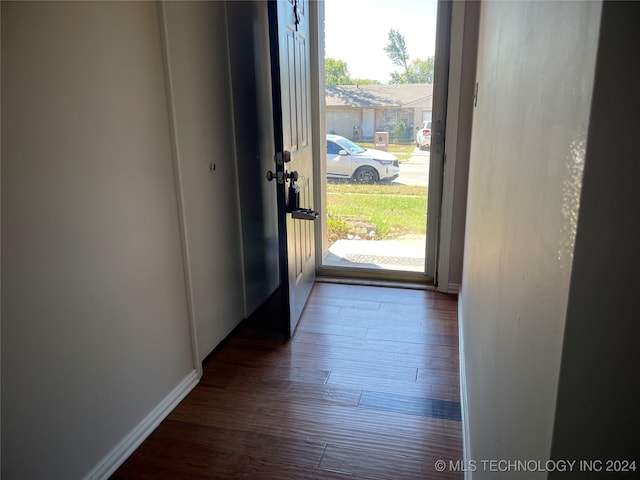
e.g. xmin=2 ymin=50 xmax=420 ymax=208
xmin=86 ymin=369 xmax=200 ymax=480
xmin=458 ymin=297 xmax=472 ymax=480
xmin=436 ymin=282 xmax=460 ymax=294
xmin=448 ymin=283 xmax=461 ymax=294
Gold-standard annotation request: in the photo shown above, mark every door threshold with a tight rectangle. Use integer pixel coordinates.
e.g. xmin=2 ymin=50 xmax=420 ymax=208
xmin=316 ymin=267 xmax=436 ymax=291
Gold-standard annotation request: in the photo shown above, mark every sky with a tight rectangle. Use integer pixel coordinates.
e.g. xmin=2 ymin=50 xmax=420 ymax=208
xmin=324 ymin=0 xmax=439 ymax=84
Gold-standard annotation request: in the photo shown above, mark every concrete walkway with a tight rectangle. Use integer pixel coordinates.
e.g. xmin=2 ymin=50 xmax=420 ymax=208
xmin=323 ymin=235 xmax=426 ymax=272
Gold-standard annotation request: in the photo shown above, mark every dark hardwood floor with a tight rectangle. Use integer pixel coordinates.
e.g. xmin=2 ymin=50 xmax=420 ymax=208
xmin=112 ymin=283 xmax=463 ymax=479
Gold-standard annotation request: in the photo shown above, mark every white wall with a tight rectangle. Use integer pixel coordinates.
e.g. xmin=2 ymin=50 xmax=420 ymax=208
xmin=550 ymin=2 xmax=640 ymax=474
xmin=161 ymin=1 xmax=245 ymax=360
xmin=326 ymin=108 xmax=361 ymax=140
xmin=459 ymin=1 xmax=602 ymax=477
xmin=1 ymin=2 xmax=239 ymax=477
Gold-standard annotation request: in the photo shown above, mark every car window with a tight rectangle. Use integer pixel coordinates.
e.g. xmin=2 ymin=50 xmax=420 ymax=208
xmin=327 ymin=141 xmax=342 ymax=155
xmin=335 ymin=138 xmax=366 ymax=154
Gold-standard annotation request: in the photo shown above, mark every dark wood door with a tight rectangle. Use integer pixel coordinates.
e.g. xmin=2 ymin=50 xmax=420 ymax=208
xmin=270 ymin=0 xmax=316 ymax=337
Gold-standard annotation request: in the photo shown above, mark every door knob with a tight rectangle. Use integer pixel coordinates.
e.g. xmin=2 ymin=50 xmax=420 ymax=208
xmin=266 ymin=170 xmax=283 ymax=184
xmin=285 ymin=170 xmax=299 ymax=182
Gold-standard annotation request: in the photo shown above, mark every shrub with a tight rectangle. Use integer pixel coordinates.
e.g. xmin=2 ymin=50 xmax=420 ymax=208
xmin=391 ymin=120 xmax=407 ymax=143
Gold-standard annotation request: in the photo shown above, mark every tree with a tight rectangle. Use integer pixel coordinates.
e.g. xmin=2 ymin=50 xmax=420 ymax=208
xmin=325 ymin=57 xmax=353 ymax=86
xmin=384 ymin=29 xmax=409 ymax=74
xmin=407 ymin=57 xmax=435 ymax=83
xmin=325 ymin=58 xmax=381 ymax=86
xmin=353 ymin=78 xmax=381 ymax=85
xmin=389 ymin=72 xmax=407 ymax=84
xmin=384 ymin=29 xmax=434 ymax=84
xmin=390 ymin=57 xmax=435 ymax=84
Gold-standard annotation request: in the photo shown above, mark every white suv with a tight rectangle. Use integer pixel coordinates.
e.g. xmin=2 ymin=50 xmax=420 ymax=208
xmin=416 ymin=121 xmax=431 ymax=150
xmin=326 ymin=134 xmax=400 ymax=183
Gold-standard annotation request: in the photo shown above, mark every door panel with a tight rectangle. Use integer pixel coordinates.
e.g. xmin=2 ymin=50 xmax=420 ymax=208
xmin=284 ymin=29 xmax=297 ymax=151
xmin=272 ymin=0 xmax=316 ymax=336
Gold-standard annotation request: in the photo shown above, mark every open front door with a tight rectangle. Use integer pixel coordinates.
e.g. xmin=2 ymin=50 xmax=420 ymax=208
xmin=268 ymin=0 xmax=316 ymax=337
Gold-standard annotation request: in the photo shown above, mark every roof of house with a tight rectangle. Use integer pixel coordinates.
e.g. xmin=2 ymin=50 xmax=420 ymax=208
xmin=325 ymin=84 xmax=433 ymax=108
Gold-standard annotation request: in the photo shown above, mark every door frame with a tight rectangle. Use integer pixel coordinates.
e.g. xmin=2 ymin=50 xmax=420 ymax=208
xmin=425 ymin=0 xmax=452 ymax=280
xmin=313 ymin=0 xmax=453 ymax=284
xmin=436 ymin=0 xmax=480 ymax=293
xmin=311 ymin=0 xmax=329 ymax=277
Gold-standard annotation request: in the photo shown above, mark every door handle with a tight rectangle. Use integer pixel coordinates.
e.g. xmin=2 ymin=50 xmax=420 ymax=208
xmin=284 ymin=169 xmax=318 ymax=220
xmin=266 ymin=170 xmax=283 ymax=184
xmin=285 ymin=170 xmax=299 ymax=182
xmin=267 ymin=170 xmax=298 ymax=184
xmin=291 ymin=208 xmax=319 ymax=220
xmin=267 ymin=151 xmax=293 ymax=184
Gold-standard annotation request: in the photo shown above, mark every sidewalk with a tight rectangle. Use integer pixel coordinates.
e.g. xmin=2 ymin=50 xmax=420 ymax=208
xmin=323 ymin=235 xmax=426 ymax=272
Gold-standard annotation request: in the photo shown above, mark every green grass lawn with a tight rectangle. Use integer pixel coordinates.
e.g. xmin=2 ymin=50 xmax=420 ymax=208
xmin=357 ymin=142 xmax=416 ymax=162
xmin=326 ymin=183 xmax=427 ymax=241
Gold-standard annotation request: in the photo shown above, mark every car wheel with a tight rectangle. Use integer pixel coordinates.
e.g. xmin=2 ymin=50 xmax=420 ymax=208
xmin=352 ymin=166 xmax=379 ymax=184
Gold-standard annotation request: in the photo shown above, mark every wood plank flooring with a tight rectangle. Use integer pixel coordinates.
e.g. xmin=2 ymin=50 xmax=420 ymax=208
xmin=112 ymin=283 xmax=463 ymax=479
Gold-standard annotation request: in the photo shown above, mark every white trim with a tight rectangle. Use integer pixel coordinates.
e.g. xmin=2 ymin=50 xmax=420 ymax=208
xmin=85 ymin=370 xmax=200 ymax=480
xmin=437 ymin=0 xmax=464 ymax=292
xmin=157 ymin=1 xmax=202 ymax=375
xmin=313 ymin=0 xmax=328 ymax=269
xmin=425 ymin=0 xmax=452 ymax=279
xmin=458 ymin=295 xmax=472 ymax=480
xmin=447 ymin=282 xmax=461 ymax=294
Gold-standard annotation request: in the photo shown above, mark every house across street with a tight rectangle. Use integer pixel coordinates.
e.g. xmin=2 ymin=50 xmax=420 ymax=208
xmin=326 ymin=84 xmax=433 ymax=143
